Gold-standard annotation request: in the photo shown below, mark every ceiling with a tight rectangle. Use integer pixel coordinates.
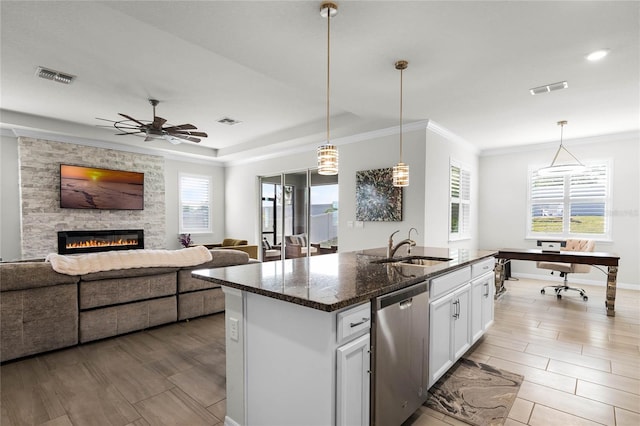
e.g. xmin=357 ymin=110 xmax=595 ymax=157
xmin=1 ymin=1 xmax=638 ymax=164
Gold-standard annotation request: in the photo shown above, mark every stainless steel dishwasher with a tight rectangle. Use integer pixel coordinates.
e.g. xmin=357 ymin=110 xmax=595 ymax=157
xmin=372 ymin=281 xmax=429 ymax=426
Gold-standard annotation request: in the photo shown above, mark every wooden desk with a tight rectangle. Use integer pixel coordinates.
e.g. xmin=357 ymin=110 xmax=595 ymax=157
xmin=495 ymin=249 xmax=620 ymax=316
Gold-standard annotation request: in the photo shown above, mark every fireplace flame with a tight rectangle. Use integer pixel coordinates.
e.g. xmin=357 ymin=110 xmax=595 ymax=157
xmin=66 ymin=239 xmax=138 ymax=249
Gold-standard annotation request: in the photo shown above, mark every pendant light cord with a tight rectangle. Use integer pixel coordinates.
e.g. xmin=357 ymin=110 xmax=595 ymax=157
xmin=326 ymin=6 xmax=331 ymax=143
xmin=399 ymin=66 xmax=403 ymax=162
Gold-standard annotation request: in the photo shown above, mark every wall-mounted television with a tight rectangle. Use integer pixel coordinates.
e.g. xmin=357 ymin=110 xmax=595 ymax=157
xmin=60 ymin=164 xmax=144 ymax=210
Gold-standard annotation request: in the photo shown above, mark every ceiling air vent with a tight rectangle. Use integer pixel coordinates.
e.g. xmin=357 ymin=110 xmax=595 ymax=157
xmin=217 ymin=117 xmax=242 ymax=126
xmin=529 ymin=81 xmax=568 ymax=95
xmin=35 ymin=66 xmax=75 ymax=84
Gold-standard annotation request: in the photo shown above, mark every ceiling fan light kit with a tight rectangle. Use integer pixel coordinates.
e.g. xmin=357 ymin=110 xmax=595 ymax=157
xmin=537 ymin=120 xmax=586 ymax=176
xmin=317 ymin=1 xmax=339 ymax=176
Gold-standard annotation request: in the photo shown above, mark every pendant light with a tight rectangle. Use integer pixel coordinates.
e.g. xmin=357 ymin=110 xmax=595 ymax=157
xmin=537 ymin=121 xmax=586 ymax=176
xmin=317 ymin=2 xmax=339 ymax=175
xmin=392 ymin=60 xmax=409 ymax=187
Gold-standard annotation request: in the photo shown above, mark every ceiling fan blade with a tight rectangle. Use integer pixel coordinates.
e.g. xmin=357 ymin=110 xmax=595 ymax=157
xmin=115 ymin=131 xmax=144 ymax=135
xmin=118 ymin=113 xmax=146 ymax=126
xmin=164 ymin=124 xmax=197 ymax=131
xmin=181 ymin=136 xmax=202 ymax=143
xmin=169 ymin=130 xmax=208 ymax=138
xmin=96 ymin=117 xmax=117 ymax=123
xmin=152 ymin=116 xmax=167 ymax=129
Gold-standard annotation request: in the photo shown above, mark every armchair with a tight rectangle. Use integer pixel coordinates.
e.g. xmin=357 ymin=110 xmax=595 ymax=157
xmin=537 ymin=239 xmax=595 ymax=301
xmin=284 ymin=234 xmax=318 ymax=258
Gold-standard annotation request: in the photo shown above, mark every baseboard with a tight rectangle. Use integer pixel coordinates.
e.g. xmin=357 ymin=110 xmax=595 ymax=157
xmin=511 ymin=273 xmax=639 ymax=291
xmin=224 ymin=416 xmax=242 ymax=426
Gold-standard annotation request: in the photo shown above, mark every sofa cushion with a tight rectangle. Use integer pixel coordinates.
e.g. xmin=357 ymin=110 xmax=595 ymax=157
xmin=80 ymin=271 xmax=177 ymax=309
xmin=81 ymin=267 xmax=179 ymax=282
xmin=178 ymin=249 xmax=250 ymax=292
xmin=0 ymin=262 xmax=79 ymax=291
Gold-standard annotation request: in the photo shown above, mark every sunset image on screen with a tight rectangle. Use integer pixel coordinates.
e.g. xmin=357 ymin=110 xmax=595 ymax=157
xmin=60 ymin=165 xmax=144 ymax=210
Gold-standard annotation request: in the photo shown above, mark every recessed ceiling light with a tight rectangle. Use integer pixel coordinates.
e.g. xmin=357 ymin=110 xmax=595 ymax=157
xmin=586 ymin=49 xmax=610 ymax=62
xmin=35 ymin=66 xmax=75 ymax=84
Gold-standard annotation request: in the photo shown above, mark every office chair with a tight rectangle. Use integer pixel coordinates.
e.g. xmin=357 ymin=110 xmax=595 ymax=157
xmin=537 ymin=239 xmax=595 ymax=301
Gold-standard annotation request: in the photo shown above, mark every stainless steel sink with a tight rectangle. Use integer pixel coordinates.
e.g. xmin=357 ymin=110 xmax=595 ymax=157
xmin=371 ymin=255 xmax=452 ymax=266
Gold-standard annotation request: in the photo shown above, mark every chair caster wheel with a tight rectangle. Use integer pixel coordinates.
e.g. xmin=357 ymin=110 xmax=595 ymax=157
xmin=557 ymin=294 xmax=562 ymax=299
xmin=541 ymin=289 xmax=545 ymax=295
xmin=583 ymin=296 xmax=588 ymax=301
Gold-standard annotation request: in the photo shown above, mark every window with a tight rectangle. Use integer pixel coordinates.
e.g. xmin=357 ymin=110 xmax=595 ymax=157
xmin=179 ymin=173 xmax=212 ymax=233
xmin=527 ymin=161 xmax=610 ymax=239
xmin=450 ymin=161 xmax=471 ymax=240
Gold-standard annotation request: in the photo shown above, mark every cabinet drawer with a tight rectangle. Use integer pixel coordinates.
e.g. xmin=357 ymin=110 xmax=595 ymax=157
xmin=430 ymin=266 xmax=471 ymax=300
xmin=472 ymin=258 xmax=495 ymax=279
xmin=337 ymin=302 xmax=371 ymax=344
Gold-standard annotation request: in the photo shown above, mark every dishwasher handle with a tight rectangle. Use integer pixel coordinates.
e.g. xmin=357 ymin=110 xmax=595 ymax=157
xmin=376 ymin=282 xmax=428 ymax=310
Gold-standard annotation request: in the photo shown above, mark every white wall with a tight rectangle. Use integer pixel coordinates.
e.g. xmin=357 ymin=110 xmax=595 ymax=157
xmin=225 ymin=128 xmax=429 ymax=252
xmin=0 ymin=132 xmax=226 ymax=259
xmin=164 ymin=158 xmax=226 ymax=249
xmin=0 ymin=133 xmax=20 ymax=261
xmin=424 ymin=130 xmax=479 ymax=249
xmin=225 ymin=124 xmax=478 ymax=254
xmin=478 ymin=133 xmax=639 ymax=286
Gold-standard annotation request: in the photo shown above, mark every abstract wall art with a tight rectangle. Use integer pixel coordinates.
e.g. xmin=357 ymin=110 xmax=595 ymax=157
xmin=355 ymin=168 xmax=403 ymax=221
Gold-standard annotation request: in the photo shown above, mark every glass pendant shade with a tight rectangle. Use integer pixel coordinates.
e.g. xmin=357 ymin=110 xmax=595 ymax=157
xmin=393 ymin=162 xmax=409 ymax=186
xmin=317 ymin=143 xmax=339 ymax=175
xmin=537 ymin=121 xmax=586 ymax=176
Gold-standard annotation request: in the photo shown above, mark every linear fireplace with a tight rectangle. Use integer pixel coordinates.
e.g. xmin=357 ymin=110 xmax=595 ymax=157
xmin=57 ymin=229 xmax=144 ymax=255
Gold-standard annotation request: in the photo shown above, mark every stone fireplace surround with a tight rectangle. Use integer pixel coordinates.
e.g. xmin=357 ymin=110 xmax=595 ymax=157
xmin=17 ymin=137 xmax=165 ymax=259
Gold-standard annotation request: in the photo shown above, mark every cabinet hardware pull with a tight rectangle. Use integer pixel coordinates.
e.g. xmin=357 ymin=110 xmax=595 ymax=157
xmin=350 ymin=317 xmax=370 ymax=327
xmin=484 ymin=283 xmax=489 ymax=298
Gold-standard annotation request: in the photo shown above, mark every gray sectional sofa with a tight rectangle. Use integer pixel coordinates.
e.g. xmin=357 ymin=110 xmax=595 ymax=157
xmin=0 ymin=249 xmax=251 ymax=362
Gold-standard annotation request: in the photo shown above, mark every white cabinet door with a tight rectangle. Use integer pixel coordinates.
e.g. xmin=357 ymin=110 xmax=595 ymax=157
xmin=452 ymin=283 xmax=471 ymax=360
xmin=336 ymin=333 xmax=370 ymax=426
xmin=470 ymin=278 xmax=484 ymax=343
xmin=480 ymin=273 xmax=494 ymax=330
xmin=428 ymin=294 xmax=454 ymax=388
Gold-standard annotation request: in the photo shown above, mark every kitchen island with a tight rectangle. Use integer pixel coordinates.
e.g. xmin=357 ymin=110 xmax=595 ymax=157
xmin=192 ymin=246 xmax=496 ymax=426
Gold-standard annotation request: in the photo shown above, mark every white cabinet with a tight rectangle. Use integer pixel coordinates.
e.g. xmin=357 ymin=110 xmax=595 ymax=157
xmin=336 ymin=334 xmax=370 ymax=426
xmin=429 ymin=282 xmax=471 ymax=388
xmin=428 ymin=258 xmax=495 ymax=389
xmin=452 ymin=284 xmax=471 ymax=360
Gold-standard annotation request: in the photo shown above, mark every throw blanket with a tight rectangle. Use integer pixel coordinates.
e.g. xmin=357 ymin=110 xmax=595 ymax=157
xmin=45 ymin=246 xmax=213 ymax=275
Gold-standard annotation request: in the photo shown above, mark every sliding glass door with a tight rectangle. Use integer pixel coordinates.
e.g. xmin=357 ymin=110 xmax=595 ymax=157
xmin=260 ymin=169 xmax=338 ymax=260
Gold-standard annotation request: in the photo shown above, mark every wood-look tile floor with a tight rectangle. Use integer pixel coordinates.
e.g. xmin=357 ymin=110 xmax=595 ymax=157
xmin=405 ymin=278 xmax=640 ymax=426
xmin=1 ymin=278 xmax=638 ymax=425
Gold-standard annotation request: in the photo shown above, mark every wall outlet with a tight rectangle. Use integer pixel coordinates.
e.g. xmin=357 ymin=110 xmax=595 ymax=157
xmin=229 ymin=317 xmax=239 ymax=341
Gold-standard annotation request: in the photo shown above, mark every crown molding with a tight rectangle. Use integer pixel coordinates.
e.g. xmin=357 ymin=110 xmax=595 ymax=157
xmin=480 ymin=130 xmax=640 ymax=157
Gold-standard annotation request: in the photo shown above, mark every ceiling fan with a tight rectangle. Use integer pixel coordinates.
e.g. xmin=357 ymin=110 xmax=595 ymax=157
xmin=97 ymin=99 xmax=208 ymax=144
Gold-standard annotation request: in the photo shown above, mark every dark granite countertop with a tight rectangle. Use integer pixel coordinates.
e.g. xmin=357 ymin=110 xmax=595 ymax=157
xmin=192 ymin=246 xmax=497 ymax=312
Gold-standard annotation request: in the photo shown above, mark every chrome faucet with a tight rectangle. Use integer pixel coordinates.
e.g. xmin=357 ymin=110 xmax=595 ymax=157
xmin=407 ymin=228 xmax=418 ymax=254
xmin=387 ymin=229 xmax=416 ymax=258
xmin=387 ymin=230 xmax=400 ymax=258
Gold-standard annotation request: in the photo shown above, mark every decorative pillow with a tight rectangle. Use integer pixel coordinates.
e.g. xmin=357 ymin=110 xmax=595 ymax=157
xmin=262 ymin=238 xmax=272 ymax=250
